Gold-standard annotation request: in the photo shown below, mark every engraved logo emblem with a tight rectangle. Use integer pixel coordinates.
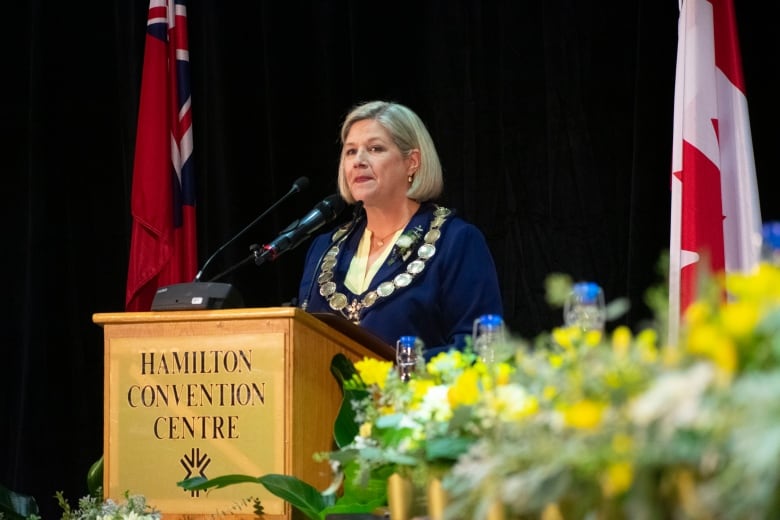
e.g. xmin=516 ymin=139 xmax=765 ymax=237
xmin=181 ymin=447 xmax=211 ymax=497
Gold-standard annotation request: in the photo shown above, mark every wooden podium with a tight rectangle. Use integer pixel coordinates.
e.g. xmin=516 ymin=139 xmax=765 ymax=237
xmin=92 ymin=307 xmax=393 ymax=520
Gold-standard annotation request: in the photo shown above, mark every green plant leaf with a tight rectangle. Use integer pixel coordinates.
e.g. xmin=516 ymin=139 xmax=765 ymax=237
xmin=333 ymin=387 xmax=368 ymax=449
xmin=257 ymin=474 xmax=329 ymax=520
xmin=0 ymin=482 xmax=40 ymax=519
xmin=320 ymin=496 xmax=386 ymax=517
xmin=178 ymin=474 xmax=265 ymax=490
xmin=426 ymin=436 xmax=474 ymax=461
xmin=340 ymin=461 xmax=391 ymax=503
xmin=330 ymin=353 xmax=359 ymax=387
xmin=86 ymin=455 xmax=104 ymax=497
xmin=331 ymin=354 xmax=367 ymax=448
xmin=178 ymin=474 xmax=327 ymax=520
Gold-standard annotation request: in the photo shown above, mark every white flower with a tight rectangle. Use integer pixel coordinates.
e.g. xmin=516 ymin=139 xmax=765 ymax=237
xmin=396 ymin=234 xmax=414 ymax=248
xmin=415 ymin=385 xmax=453 ymax=424
xmin=629 ymin=362 xmax=715 ymax=434
xmin=493 ymin=384 xmax=536 ymax=422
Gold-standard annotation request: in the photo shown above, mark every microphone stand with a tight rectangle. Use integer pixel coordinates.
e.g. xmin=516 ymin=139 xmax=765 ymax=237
xmin=204 ymin=250 xmax=257 ymax=283
xmin=194 ymin=177 xmax=308 ymax=282
xmin=208 ymin=194 xmax=350 ymax=284
xmin=149 ymin=177 xmax=308 ymax=311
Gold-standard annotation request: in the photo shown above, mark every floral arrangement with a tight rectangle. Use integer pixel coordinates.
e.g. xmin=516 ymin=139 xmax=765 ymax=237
xmin=53 ymin=491 xmax=161 ymax=520
xmin=0 ymin=482 xmax=160 ymax=520
xmin=179 ymin=261 xmax=780 ymax=519
xmin=443 ymin=262 xmax=780 ymax=519
xmin=328 ymin=348 xmax=533 ymax=478
xmin=323 ymin=262 xmax=780 ymax=519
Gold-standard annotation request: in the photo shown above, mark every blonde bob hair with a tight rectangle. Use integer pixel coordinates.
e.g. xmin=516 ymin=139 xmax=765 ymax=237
xmin=337 ymin=100 xmax=443 ymax=204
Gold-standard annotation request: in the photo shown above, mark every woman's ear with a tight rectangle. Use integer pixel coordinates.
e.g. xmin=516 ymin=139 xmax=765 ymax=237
xmin=407 ymin=148 xmax=421 ymax=173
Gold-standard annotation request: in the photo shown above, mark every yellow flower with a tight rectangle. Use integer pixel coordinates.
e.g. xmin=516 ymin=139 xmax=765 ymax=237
xmin=583 ymin=329 xmax=603 ymax=347
xmin=684 ymin=300 xmax=712 ymax=327
xmin=494 ymin=362 xmax=514 ymax=386
xmin=662 ymin=344 xmax=683 ymax=367
xmin=603 ymin=370 xmax=622 ymax=389
xmin=711 ymin=337 xmax=738 ymax=380
xmin=354 ymin=358 xmax=393 ymax=389
xmin=561 ymin=399 xmax=606 ymax=430
xmin=359 ymin=422 xmax=372 ymax=438
xmin=427 ymin=350 xmax=470 ymax=381
xmin=611 ymin=433 xmax=633 ymax=454
xmin=409 ymin=378 xmax=434 ymax=407
xmin=448 ymin=368 xmax=481 ymax=407
xmin=636 ymin=329 xmax=659 ymax=362
xmin=492 ymin=386 xmax=539 ymax=421
xmin=542 ymin=385 xmax=558 ymax=401
xmin=552 ymin=326 xmax=581 ymax=350
xmin=611 ymin=326 xmax=632 ymax=357
xmin=600 ymin=461 xmax=634 ymax=497
xmin=636 ymin=328 xmax=658 ymax=348
xmin=720 ymin=300 xmax=760 ymax=340
xmin=686 ymin=324 xmax=738 ymax=376
xmin=727 ymin=263 xmax=780 ymax=302
xmin=685 ymin=323 xmax=721 ymax=356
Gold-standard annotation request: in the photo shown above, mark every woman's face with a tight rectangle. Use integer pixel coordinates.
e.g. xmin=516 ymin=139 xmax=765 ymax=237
xmin=342 ymin=119 xmax=419 ymax=208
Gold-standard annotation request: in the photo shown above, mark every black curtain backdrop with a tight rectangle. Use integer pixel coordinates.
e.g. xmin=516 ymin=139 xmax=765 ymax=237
xmin=3 ymin=1 xmax=778 ymax=517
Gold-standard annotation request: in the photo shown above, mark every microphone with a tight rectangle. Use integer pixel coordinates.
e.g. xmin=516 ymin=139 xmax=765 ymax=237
xmin=300 ymin=201 xmax=364 ymax=310
xmin=252 ymin=194 xmax=346 ymax=266
xmin=194 ymin=176 xmax=309 ymax=282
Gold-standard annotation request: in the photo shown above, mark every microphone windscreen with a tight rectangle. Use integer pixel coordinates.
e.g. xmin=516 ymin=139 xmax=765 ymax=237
xmin=321 ymin=194 xmax=346 ymax=218
xmin=292 ymin=176 xmax=310 ymax=192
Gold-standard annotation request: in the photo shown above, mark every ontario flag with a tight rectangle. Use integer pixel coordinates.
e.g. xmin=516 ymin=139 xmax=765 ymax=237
xmin=668 ymin=0 xmax=762 ymax=341
xmin=125 ymin=0 xmax=197 ymax=311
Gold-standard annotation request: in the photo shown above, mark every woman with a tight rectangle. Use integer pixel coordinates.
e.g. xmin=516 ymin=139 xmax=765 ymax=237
xmin=298 ymin=100 xmax=503 ymax=357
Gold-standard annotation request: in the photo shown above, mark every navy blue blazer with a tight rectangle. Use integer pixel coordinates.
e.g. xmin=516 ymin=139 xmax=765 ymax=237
xmin=298 ymin=202 xmax=503 ymax=358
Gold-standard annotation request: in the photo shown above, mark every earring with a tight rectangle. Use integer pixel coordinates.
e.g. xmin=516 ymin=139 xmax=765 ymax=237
xmin=408 ymin=174 xmax=414 ymax=183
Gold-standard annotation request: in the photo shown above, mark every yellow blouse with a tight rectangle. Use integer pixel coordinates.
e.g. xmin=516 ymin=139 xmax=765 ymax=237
xmin=344 ymin=228 xmax=404 ymax=294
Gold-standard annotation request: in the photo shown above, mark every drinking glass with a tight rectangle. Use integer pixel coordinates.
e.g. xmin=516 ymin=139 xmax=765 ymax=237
xmin=563 ymin=282 xmax=606 ymax=332
xmin=396 ymin=336 xmax=424 ymax=382
xmin=472 ymin=314 xmax=506 ymax=364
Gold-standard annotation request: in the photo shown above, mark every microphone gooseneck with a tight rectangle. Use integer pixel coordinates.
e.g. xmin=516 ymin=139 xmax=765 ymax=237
xmin=252 ymin=193 xmax=347 ymax=266
xmin=193 ymin=176 xmax=309 ymax=282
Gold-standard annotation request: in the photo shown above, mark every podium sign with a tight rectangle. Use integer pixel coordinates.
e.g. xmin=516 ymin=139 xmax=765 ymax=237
xmin=93 ymin=307 xmax=392 ymax=520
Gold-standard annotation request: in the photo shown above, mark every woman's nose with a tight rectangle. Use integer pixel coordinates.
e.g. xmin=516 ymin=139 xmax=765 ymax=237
xmin=353 ymin=149 xmax=368 ymax=166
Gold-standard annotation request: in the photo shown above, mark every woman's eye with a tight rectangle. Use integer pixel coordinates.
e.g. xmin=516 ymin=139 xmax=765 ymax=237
xmin=369 ymin=145 xmax=384 ymax=152
xmin=344 ymin=148 xmax=356 ymax=156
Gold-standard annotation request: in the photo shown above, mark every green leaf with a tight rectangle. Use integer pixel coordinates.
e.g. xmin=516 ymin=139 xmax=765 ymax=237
xmin=330 ymin=353 xmax=360 ymax=387
xmin=320 ymin=496 xmax=386 ymax=517
xmin=178 ymin=474 xmax=265 ymax=490
xmin=333 ymin=387 xmax=368 ymax=449
xmin=545 ymin=273 xmax=573 ymax=307
xmin=447 ymin=406 xmax=475 ymax=430
xmin=86 ymin=455 xmax=104 ymax=497
xmin=0 ymin=482 xmax=40 ymax=519
xmin=331 ymin=460 xmax=393 ymax=514
xmin=426 ymin=436 xmax=474 ymax=461
xmin=257 ymin=474 xmax=328 ymax=520
xmin=331 ymin=354 xmax=367 ymax=448
xmin=179 ymin=474 xmax=328 ymax=520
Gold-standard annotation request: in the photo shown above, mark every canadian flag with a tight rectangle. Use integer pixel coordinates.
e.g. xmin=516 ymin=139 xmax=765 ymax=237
xmin=669 ymin=0 xmax=762 ymax=342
